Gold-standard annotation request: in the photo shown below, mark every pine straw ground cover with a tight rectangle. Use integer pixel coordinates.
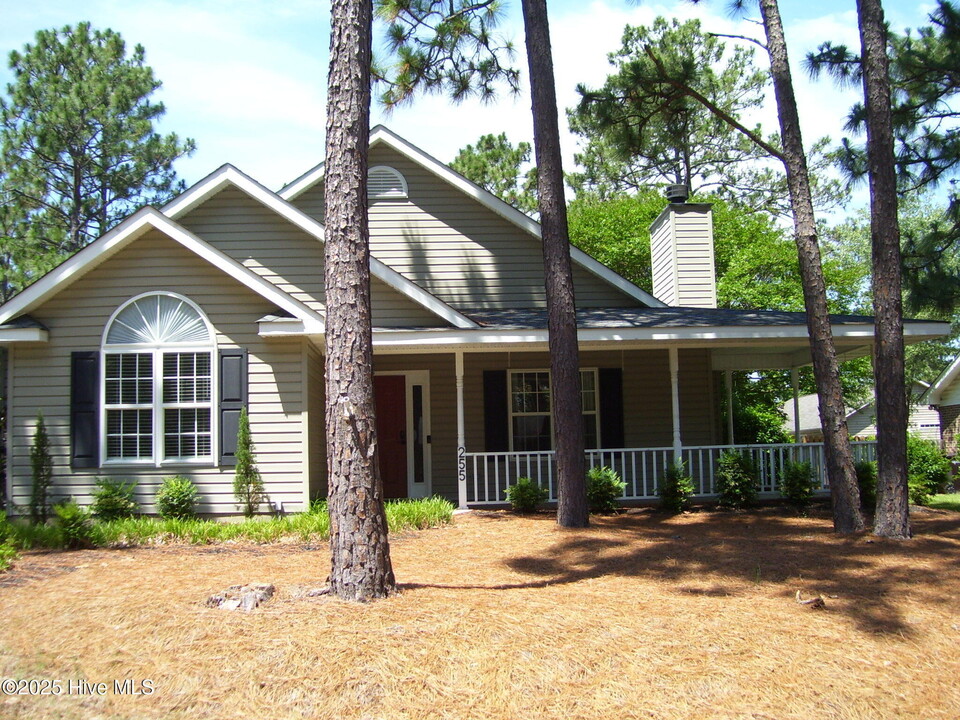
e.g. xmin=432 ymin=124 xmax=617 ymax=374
xmin=0 ymin=506 xmax=959 ymax=720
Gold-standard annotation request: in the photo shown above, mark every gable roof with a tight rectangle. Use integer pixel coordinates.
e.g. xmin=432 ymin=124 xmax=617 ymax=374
xmin=280 ymin=125 xmax=665 ymax=309
xmin=163 ymin=163 xmax=478 ymax=330
xmin=0 ymin=207 xmax=326 ymax=333
xmin=926 ymin=355 xmax=960 ymax=405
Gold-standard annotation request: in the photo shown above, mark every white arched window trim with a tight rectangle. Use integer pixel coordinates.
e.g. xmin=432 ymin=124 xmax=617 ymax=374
xmin=101 ymin=292 xmax=217 ymax=467
xmin=368 ymin=165 xmax=408 ymax=199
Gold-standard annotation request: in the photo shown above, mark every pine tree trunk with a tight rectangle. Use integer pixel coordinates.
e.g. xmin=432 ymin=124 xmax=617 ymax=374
xmin=521 ymin=0 xmax=588 ymax=528
xmin=758 ymin=0 xmax=864 ymax=533
xmin=323 ymin=0 xmax=396 ymax=599
xmin=858 ymin=0 xmax=910 ymax=539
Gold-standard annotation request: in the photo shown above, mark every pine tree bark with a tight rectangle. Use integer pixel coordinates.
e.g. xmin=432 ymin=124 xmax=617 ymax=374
xmin=758 ymin=0 xmax=865 ymax=533
xmin=858 ymin=0 xmax=910 ymax=539
xmin=324 ymin=0 xmax=396 ymax=599
xmin=521 ymin=0 xmax=589 ymax=527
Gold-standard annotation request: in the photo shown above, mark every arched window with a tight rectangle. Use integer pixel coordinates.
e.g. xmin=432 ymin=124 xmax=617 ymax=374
xmin=102 ymin=293 xmax=215 ymax=464
xmin=367 ymin=166 xmax=408 ymax=199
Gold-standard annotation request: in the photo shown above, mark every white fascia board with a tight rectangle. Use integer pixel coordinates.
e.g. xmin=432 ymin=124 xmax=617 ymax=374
xmin=926 ymin=354 xmax=960 ymax=405
xmin=0 ymin=206 xmax=326 ymax=331
xmin=279 ymin=125 xmax=664 ymax=309
xmin=259 ymin=318 xmax=308 ymax=337
xmin=0 ymin=328 xmax=48 ymax=343
xmin=167 ymin=163 xmax=476 ymax=330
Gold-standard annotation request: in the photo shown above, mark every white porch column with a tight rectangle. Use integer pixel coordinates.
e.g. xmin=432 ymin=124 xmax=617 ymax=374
xmin=791 ymin=367 xmax=801 ymax=443
xmin=669 ymin=347 xmax=682 ymax=462
xmin=725 ymin=369 xmax=735 ymax=445
xmin=456 ymin=351 xmax=468 ymax=509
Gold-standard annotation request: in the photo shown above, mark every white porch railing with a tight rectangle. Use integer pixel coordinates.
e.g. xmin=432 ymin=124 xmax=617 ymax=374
xmin=463 ymin=441 xmax=878 ymax=505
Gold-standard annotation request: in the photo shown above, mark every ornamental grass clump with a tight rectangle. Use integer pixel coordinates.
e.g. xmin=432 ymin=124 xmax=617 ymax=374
xmin=505 ymin=477 xmax=548 ymax=513
xmin=53 ymin=499 xmax=94 ymax=549
xmin=156 ymin=476 xmax=199 ymax=520
xmin=658 ymin=461 xmax=694 ymax=514
xmin=715 ymin=451 xmax=758 ymax=510
xmin=585 ymin=466 xmax=625 ymax=513
xmin=778 ymin=460 xmax=816 ymax=512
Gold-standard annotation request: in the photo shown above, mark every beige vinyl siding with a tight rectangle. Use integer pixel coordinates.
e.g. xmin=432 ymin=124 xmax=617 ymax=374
xmin=649 ymin=205 xmax=717 ymax=309
xmin=8 ymin=229 xmax=309 ymax=515
xmin=176 ymin=185 xmax=446 ymax=328
xmin=292 ymin=144 xmax=641 ymax=311
xmin=462 ymin=348 xmax=717 ymax=455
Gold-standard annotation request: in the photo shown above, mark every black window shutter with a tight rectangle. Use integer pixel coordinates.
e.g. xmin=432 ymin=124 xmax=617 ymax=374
xmin=598 ymin=368 xmax=625 ymax=449
xmin=71 ymin=351 xmax=100 ymax=468
xmin=482 ymin=370 xmax=509 ymax=452
xmin=219 ymin=348 xmax=248 ymax=466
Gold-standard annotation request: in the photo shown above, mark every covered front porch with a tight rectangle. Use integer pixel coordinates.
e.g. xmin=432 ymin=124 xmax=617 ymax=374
xmin=461 ymin=441 xmax=879 ymax=505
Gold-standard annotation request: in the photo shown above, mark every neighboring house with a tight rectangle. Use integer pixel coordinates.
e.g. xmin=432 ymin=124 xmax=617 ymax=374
xmin=0 ymin=127 xmax=949 ymax=513
xmin=781 ymin=384 xmax=941 ymax=443
xmin=924 ymin=357 xmax=960 ymax=455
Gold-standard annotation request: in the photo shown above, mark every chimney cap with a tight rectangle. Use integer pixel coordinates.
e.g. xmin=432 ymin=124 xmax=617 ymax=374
xmin=665 ymin=184 xmax=689 ymax=203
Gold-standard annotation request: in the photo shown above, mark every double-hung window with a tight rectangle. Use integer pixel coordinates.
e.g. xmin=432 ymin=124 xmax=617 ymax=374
xmin=509 ymin=369 xmax=599 ymax=451
xmin=102 ymin=293 xmax=214 ymax=465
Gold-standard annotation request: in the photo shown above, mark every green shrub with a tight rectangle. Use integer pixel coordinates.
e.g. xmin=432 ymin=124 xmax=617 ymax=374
xmin=779 ymin=460 xmax=816 ymax=511
xmin=715 ymin=451 xmax=758 ymax=509
xmin=53 ymin=499 xmax=93 ymax=549
xmin=658 ymin=461 xmax=694 ymax=514
xmin=0 ymin=540 xmax=17 ymax=572
xmin=155 ymin=476 xmax=199 ymax=519
xmin=907 ymin=435 xmax=951 ymax=506
xmin=233 ymin=407 xmax=267 ymax=517
xmin=506 ymin=477 xmax=548 ymax=513
xmin=587 ymin=466 xmax=625 ymax=513
xmin=29 ymin=412 xmax=53 ymax=524
xmin=91 ymin=478 xmax=139 ymax=521
xmin=385 ymin=496 xmax=455 ymax=530
xmin=855 ymin=460 xmax=877 ymax=510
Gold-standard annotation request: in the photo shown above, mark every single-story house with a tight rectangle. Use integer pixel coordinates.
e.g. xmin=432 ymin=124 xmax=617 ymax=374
xmin=0 ymin=127 xmax=949 ymax=514
xmin=781 ymin=383 xmax=941 ymax=443
xmin=923 ymin=357 xmax=960 ymax=455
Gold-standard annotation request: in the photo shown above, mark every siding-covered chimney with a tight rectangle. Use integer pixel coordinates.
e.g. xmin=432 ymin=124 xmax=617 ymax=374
xmin=649 ymin=191 xmax=717 ymax=308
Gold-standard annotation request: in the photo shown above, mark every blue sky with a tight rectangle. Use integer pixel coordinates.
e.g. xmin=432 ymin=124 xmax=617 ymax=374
xmin=0 ymin=0 xmax=940 ymax=210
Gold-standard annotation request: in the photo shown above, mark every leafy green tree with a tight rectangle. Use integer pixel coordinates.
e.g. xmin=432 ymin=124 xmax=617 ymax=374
xmin=0 ymin=22 xmax=194 ymax=291
xmin=374 ymin=0 xmax=519 ymax=106
xmin=569 ymin=17 xmax=844 ymax=216
xmin=450 ymin=133 xmax=538 ymax=214
xmin=233 ymin=407 xmax=266 ymax=517
xmin=29 ymin=412 xmax=52 ymax=524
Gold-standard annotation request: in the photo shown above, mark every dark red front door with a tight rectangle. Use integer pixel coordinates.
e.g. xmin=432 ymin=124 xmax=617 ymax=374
xmin=374 ymin=375 xmax=407 ymax=498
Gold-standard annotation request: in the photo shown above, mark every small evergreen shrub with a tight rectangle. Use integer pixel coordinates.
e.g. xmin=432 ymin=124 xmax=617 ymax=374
xmin=156 ymin=476 xmax=199 ymax=519
xmin=715 ymin=451 xmax=758 ymax=509
xmin=506 ymin=477 xmax=548 ymax=513
xmin=855 ymin=460 xmax=877 ymax=510
xmin=29 ymin=412 xmax=53 ymax=524
xmin=233 ymin=407 xmax=267 ymax=517
xmin=91 ymin=478 xmax=139 ymax=521
xmin=658 ymin=461 xmax=694 ymax=514
xmin=779 ymin=460 xmax=816 ymax=511
xmin=586 ymin=466 xmax=625 ymax=513
xmin=0 ymin=540 xmax=17 ymax=572
xmin=907 ymin=435 xmax=951 ymax=506
xmin=53 ymin=499 xmax=94 ymax=549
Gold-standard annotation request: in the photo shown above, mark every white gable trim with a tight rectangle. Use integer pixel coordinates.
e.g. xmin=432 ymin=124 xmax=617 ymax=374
xmin=0 ymin=327 xmax=48 ymax=343
xmin=0 ymin=207 xmax=326 ymax=333
xmin=164 ymin=163 xmax=477 ymax=330
xmin=279 ymin=126 xmax=666 ymax=309
xmin=927 ymin=355 xmax=960 ymax=405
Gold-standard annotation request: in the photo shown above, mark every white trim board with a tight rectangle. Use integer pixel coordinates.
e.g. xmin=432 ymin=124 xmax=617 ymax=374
xmin=0 ymin=207 xmax=326 ymax=333
xmin=164 ymin=163 xmax=477 ymax=330
xmin=279 ymin=125 xmax=666 ymax=309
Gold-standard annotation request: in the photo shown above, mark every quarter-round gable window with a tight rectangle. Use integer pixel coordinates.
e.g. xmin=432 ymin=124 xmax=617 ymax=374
xmin=102 ymin=293 xmax=215 ymax=465
xmin=368 ymin=165 xmax=408 ymax=199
